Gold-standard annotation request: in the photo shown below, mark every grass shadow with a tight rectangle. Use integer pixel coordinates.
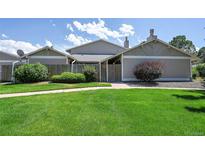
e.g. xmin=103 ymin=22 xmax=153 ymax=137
xmin=173 ymin=90 xmax=205 ymax=100
xmin=173 ymin=94 xmax=205 ymax=100
xmin=185 ymin=106 xmax=205 ymax=113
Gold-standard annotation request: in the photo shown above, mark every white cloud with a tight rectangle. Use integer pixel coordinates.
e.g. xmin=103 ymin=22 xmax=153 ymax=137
xmin=45 ymin=40 xmax=53 ymax=47
xmin=119 ymin=24 xmax=135 ymax=36
xmin=0 ymin=39 xmax=41 ymax=55
xmin=72 ymin=19 xmax=135 ymax=43
xmin=66 ymin=24 xmax=74 ymax=32
xmin=49 ymin=20 xmax=56 ymax=27
xmin=1 ymin=34 xmax=8 ymax=38
xmin=65 ymin=34 xmax=91 ymax=46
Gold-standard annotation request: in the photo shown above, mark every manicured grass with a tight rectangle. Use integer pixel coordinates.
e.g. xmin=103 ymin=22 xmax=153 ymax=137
xmin=0 ymin=89 xmax=205 ymax=136
xmin=0 ymin=82 xmax=111 ymax=94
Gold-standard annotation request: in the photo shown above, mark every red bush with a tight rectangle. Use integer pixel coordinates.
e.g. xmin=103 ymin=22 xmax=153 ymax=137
xmin=134 ymin=61 xmax=163 ymax=81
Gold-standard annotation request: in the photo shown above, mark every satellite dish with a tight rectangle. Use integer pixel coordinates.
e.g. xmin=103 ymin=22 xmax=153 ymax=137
xmin=17 ymin=49 xmax=24 ymax=57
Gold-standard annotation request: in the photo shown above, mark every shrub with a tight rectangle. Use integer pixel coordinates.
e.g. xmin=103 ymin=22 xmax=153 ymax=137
xmin=15 ymin=63 xmax=48 ymax=83
xmin=192 ymin=67 xmax=199 ymax=79
xmin=196 ymin=63 xmax=205 ymax=77
xmin=82 ymin=65 xmax=97 ymax=82
xmin=134 ymin=61 xmax=163 ymax=82
xmin=51 ymin=72 xmax=86 ymax=83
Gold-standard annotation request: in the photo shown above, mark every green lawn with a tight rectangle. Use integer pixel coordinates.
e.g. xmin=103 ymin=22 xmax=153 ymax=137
xmin=0 ymin=89 xmax=205 ymax=136
xmin=0 ymin=82 xmax=111 ymax=94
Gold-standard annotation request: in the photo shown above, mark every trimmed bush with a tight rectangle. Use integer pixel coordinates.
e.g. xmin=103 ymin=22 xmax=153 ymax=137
xmin=134 ymin=61 xmax=163 ymax=82
xmin=51 ymin=72 xmax=86 ymax=83
xmin=15 ymin=63 xmax=48 ymax=83
xmin=192 ymin=67 xmax=199 ymax=79
xmin=82 ymin=65 xmax=97 ymax=82
xmin=196 ymin=63 xmax=205 ymax=77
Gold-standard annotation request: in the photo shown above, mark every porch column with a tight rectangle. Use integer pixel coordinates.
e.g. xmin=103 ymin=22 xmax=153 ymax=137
xmin=66 ymin=57 xmax=68 ymax=64
xmin=106 ymin=60 xmax=108 ymax=82
xmin=71 ymin=60 xmax=76 ymax=72
xmin=99 ymin=62 xmax=101 ymax=82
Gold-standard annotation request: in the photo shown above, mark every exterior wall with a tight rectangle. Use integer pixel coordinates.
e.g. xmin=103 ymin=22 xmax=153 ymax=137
xmin=68 ymin=41 xmax=124 ymax=55
xmin=0 ymin=52 xmax=18 ymax=82
xmin=0 ymin=65 xmax=12 ymax=81
xmin=124 ymin=41 xmax=189 ymax=57
xmin=122 ymin=58 xmax=191 ymax=81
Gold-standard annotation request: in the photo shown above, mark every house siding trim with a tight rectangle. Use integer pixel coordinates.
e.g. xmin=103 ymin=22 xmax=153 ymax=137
xmin=29 ymin=56 xmax=67 ymax=59
xmin=123 ymin=56 xmax=191 ymax=59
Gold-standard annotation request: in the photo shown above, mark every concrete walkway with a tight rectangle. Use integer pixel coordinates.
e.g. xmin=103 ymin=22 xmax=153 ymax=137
xmin=0 ymin=83 xmax=204 ymax=99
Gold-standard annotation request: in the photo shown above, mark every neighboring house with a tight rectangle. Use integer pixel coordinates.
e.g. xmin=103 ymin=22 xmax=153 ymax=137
xmin=0 ymin=29 xmax=194 ymax=82
xmin=0 ymin=51 xmax=19 ymax=81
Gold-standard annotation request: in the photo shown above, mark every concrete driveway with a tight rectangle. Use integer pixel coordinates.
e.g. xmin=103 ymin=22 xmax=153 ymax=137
xmin=111 ymin=81 xmax=205 ymax=89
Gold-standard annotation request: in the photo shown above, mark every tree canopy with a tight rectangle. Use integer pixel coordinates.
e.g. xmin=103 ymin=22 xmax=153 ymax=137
xmin=169 ymin=35 xmax=196 ymax=54
xmin=197 ymin=47 xmax=205 ymax=62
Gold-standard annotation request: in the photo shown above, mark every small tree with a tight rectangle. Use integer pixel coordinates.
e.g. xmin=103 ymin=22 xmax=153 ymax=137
xmin=169 ymin=35 xmax=196 ymax=54
xmin=82 ymin=65 xmax=97 ymax=82
xmin=134 ymin=61 xmax=163 ymax=82
xmin=196 ymin=63 xmax=205 ymax=77
xmin=197 ymin=47 xmax=205 ymax=63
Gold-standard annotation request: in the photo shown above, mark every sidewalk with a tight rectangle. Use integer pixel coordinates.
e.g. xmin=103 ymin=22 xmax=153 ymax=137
xmin=0 ymin=84 xmax=204 ymax=99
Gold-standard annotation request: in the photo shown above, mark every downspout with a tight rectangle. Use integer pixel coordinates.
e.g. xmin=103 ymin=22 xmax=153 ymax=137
xmin=71 ymin=60 xmax=76 ymax=72
xmin=11 ymin=56 xmax=27 ymax=83
xmin=11 ymin=61 xmax=19 ymax=83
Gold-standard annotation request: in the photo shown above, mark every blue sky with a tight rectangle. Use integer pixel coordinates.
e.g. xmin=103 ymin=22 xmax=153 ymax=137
xmin=0 ymin=18 xmax=204 ymax=54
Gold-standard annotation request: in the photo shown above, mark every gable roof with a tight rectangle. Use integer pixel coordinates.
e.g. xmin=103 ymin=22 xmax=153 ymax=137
xmin=66 ymin=39 xmax=125 ymax=52
xmin=101 ymin=38 xmax=198 ymax=62
xmin=22 ymin=46 xmax=76 ymax=60
xmin=0 ymin=50 xmax=19 ymax=58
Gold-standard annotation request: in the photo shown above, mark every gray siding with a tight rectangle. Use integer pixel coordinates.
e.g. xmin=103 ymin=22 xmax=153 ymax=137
xmin=124 ymin=41 xmax=190 ymax=57
xmin=0 ymin=52 xmax=18 ymax=61
xmin=69 ymin=41 xmax=124 ymax=55
xmin=30 ymin=49 xmax=64 ymax=56
xmin=123 ymin=58 xmax=191 ymax=80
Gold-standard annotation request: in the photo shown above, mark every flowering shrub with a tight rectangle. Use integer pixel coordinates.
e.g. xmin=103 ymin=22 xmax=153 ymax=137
xmin=134 ymin=61 xmax=163 ymax=81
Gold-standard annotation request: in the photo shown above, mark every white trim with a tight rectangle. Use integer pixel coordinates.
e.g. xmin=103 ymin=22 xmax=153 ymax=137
xmin=121 ymin=54 xmax=124 ymax=81
xmin=0 ymin=60 xmax=16 ymax=63
xmin=29 ymin=56 xmax=66 ymax=59
xmin=123 ymin=56 xmax=191 ymax=59
xmin=122 ymin=77 xmax=191 ymax=82
xmin=99 ymin=62 xmax=101 ymax=82
xmin=190 ymin=59 xmax=192 ymax=79
xmin=106 ymin=60 xmax=108 ymax=82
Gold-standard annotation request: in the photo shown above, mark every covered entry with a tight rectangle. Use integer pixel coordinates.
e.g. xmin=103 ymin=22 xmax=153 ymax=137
xmin=108 ymin=64 xmax=121 ymax=82
xmin=101 ymin=55 xmax=122 ymax=82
